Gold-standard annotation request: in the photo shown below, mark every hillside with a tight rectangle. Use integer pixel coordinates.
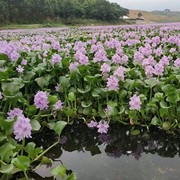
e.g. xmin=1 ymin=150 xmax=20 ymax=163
xmin=129 ymin=10 xmax=180 ymax=23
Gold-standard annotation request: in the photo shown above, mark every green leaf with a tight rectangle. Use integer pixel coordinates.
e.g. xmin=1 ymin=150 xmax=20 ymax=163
xmin=166 ymin=93 xmax=180 ymax=103
xmin=68 ymin=92 xmax=76 ymax=102
xmin=30 ymin=119 xmax=41 ymax=131
xmin=41 ymin=156 xmax=53 ymax=165
xmin=162 ymin=84 xmax=176 ymax=95
xmin=53 ymin=121 xmax=67 ymax=136
xmin=0 ymin=133 xmax=6 ymax=142
xmin=23 ymin=71 xmax=36 ymax=83
xmin=2 ymin=80 xmax=24 ymax=97
xmin=160 ymin=100 xmax=170 ymax=109
xmin=51 ymin=165 xmax=67 ymax=179
xmin=154 ymin=92 xmax=164 ymax=100
xmin=35 ymin=75 xmax=52 ymax=88
xmin=67 ymin=173 xmax=77 ymax=180
xmin=77 ymin=85 xmax=91 ymax=94
xmin=107 ymin=106 xmax=118 ymax=116
xmin=145 ymin=78 xmax=159 ymax=88
xmin=151 ymin=116 xmax=160 ymax=126
xmin=0 ymin=142 xmax=16 ymax=163
xmin=48 ymin=95 xmax=58 ymax=104
xmin=119 ymin=90 xmax=127 ymax=99
xmin=124 ymin=79 xmax=135 ymax=90
xmin=63 ymin=108 xmax=76 ymax=117
xmin=59 ymin=76 xmax=70 ymax=89
xmin=81 ymin=100 xmax=92 ymax=108
xmin=119 ymin=106 xmax=125 ymax=114
xmin=160 ymin=108 xmax=169 ymax=117
xmin=131 ymin=129 xmax=140 ymax=136
xmin=0 ymin=164 xmax=14 ymax=174
xmin=12 ymin=156 xmax=30 ymax=171
xmin=162 ymin=122 xmax=171 ymax=131
xmin=25 ymin=142 xmax=42 ymax=160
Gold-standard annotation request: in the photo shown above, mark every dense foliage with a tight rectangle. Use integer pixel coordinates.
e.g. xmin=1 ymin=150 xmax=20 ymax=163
xmin=0 ymin=23 xmax=180 ymax=178
xmin=0 ymin=0 xmax=129 ymax=24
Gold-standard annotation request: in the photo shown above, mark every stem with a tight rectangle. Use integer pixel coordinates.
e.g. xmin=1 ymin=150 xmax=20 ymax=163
xmin=21 ymin=139 xmax=25 ymax=155
xmin=150 ymin=87 xmax=152 ymax=101
xmin=24 ymin=171 xmax=28 ymax=180
xmin=0 ymin=159 xmax=7 ymax=165
xmin=34 ymin=110 xmax=42 ymax=121
xmin=33 ymin=141 xmax=59 ymax=162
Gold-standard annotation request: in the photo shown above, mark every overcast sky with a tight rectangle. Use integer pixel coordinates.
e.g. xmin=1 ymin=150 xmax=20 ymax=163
xmin=109 ymin=0 xmax=180 ymax=11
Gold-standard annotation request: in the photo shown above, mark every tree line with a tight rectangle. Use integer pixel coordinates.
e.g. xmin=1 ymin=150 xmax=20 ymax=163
xmin=0 ymin=0 xmax=129 ymax=24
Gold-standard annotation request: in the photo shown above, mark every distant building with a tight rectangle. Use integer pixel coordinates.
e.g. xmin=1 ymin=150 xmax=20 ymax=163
xmin=164 ymin=9 xmax=171 ymax=13
xmin=136 ymin=16 xmax=145 ymax=21
xmin=120 ymin=15 xmax=130 ymax=19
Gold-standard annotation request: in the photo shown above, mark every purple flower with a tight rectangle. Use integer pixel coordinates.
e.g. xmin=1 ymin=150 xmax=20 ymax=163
xmin=21 ymin=59 xmax=27 ymax=65
xmin=174 ymin=58 xmax=180 ymax=67
xmin=88 ymin=120 xmax=98 ymax=128
xmin=8 ymin=108 xmax=24 ymax=119
xmin=112 ymin=54 xmax=121 ymax=64
xmin=34 ymin=91 xmax=49 ymax=110
xmin=107 ymin=76 xmax=119 ymax=91
xmin=9 ymin=51 xmax=20 ymax=61
xmin=100 ymin=63 xmax=111 ymax=74
xmin=0 ymin=92 xmax=3 ymax=99
xmin=154 ymin=63 xmax=164 ymax=76
xmin=54 ymin=100 xmax=63 ymax=111
xmin=97 ymin=120 xmax=109 ymax=134
xmin=114 ymin=66 xmax=125 ymax=80
xmin=51 ymin=54 xmax=62 ymax=65
xmin=69 ymin=62 xmax=79 ymax=72
xmin=129 ymin=94 xmax=141 ymax=111
xmin=55 ymin=84 xmax=61 ymax=92
xmin=13 ymin=116 xmax=32 ymax=141
xmin=79 ymin=54 xmax=89 ymax=65
xmin=145 ymin=65 xmax=154 ymax=78
xmin=16 ymin=65 xmax=24 ymax=74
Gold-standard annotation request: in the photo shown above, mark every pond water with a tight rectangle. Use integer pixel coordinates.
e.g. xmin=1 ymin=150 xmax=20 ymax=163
xmin=31 ymin=123 xmax=180 ymax=180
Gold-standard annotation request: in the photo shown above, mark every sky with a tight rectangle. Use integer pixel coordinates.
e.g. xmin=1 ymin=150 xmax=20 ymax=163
xmin=109 ymin=0 xmax=180 ymax=11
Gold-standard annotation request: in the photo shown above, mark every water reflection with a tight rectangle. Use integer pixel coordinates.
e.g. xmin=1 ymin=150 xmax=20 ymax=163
xmin=32 ymin=123 xmax=180 ymax=179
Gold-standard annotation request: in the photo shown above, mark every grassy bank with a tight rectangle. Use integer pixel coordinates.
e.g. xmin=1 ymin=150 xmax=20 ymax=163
xmin=0 ymin=19 xmax=133 ymax=30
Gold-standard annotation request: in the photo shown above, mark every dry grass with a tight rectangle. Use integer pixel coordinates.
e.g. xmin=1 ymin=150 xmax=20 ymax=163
xmin=129 ymin=10 xmax=180 ymax=23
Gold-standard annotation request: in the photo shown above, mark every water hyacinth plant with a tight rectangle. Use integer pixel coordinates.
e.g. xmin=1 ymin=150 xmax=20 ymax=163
xmin=0 ymin=23 xmax=180 ymax=178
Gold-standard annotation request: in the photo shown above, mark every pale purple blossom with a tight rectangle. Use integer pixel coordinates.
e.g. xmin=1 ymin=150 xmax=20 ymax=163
xmin=9 ymin=51 xmax=20 ymax=61
xmin=145 ymin=65 xmax=154 ymax=78
xmin=55 ymin=84 xmax=60 ymax=92
xmin=114 ymin=66 xmax=125 ymax=81
xmin=51 ymin=54 xmax=62 ymax=65
xmin=107 ymin=76 xmax=119 ymax=91
xmin=13 ymin=116 xmax=32 ymax=141
xmin=54 ymin=100 xmax=63 ymax=111
xmin=69 ymin=62 xmax=79 ymax=71
xmin=34 ymin=91 xmax=49 ymax=110
xmin=88 ymin=120 xmax=98 ymax=128
xmin=97 ymin=120 xmax=109 ymax=134
xmin=100 ymin=63 xmax=111 ymax=74
xmin=129 ymin=94 xmax=141 ymax=111
xmin=16 ymin=65 xmax=24 ymax=74
xmin=8 ymin=108 xmax=24 ymax=119
xmin=154 ymin=63 xmax=164 ymax=76
xmin=112 ymin=54 xmax=121 ymax=64
xmin=21 ymin=59 xmax=27 ymax=65
xmin=174 ymin=58 xmax=180 ymax=67
xmin=0 ymin=92 xmax=3 ymax=99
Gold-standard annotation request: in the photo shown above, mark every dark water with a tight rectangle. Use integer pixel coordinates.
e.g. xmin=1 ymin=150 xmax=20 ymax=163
xmin=31 ymin=123 xmax=180 ymax=180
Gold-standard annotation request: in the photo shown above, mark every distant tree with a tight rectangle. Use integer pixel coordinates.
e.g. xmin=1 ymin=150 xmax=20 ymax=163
xmin=1 ymin=0 xmax=129 ymax=24
xmin=138 ymin=12 xmax=143 ymax=18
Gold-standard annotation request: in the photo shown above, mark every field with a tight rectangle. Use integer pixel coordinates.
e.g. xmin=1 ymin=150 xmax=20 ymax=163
xmin=129 ymin=10 xmax=180 ymax=23
xmin=0 ymin=23 xmax=180 ymax=179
